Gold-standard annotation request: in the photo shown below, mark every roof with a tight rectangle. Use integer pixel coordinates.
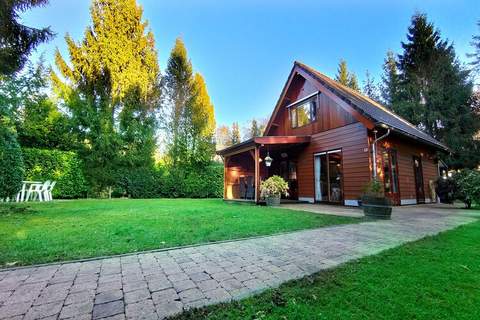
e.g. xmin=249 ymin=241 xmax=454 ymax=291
xmin=294 ymin=61 xmax=448 ymax=151
xmin=217 ymin=136 xmax=311 ymax=156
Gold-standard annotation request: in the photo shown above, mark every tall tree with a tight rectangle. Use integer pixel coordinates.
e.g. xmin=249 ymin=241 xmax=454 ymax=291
xmin=396 ymin=13 xmax=479 ymax=168
xmin=335 ymin=59 xmax=359 ymax=91
xmin=0 ymin=0 xmax=54 ymax=75
xmin=52 ymin=0 xmax=161 ymax=194
xmin=380 ymin=50 xmax=400 ymax=108
xmin=362 ymin=70 xmax=379 ymax=101
xmin=468 ymin=20 xmax=480 ymax=77
xmin=216 ymin=125 xmax=231 ymax=149
xmin=230 ymin=122 xmax=241 ymax=145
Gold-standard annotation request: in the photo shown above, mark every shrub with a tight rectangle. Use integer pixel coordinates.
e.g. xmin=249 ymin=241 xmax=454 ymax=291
xmin=260 ymin=175 xmax=289 ymax=199
xmin=118 ymin=167 xmax=159 ymax=199
xmin=361 ymin=178 xmax=384 ymax=197
xmin=0 ymin=116 xmax=25 ymax=199
xmin=22 ymin=148 xmax=88 ymax=198
xmin=435 ymin=176 xmax=456 ymax=204
xmin=452 ymin=169 xmax=480 ymax=209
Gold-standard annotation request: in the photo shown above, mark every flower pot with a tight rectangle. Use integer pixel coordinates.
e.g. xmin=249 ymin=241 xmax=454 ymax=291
xmin=361 ymin=195 xmax=392 ymax=219
xmin=266 ymin=196 xmax=281 ymax=207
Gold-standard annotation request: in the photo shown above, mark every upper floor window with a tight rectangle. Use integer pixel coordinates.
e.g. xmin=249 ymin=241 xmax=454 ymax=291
xmin=290 ymin=98 xmax=317 ymax=128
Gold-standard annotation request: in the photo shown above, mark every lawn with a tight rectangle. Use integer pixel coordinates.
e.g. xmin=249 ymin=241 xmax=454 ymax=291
xmin=175 ymin=219 xmax=480 ymax=320
xmin=0 ymin=198 xmax=359 ymax=267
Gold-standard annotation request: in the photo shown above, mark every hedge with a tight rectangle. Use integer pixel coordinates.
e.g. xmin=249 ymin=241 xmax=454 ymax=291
xmin=0 ymin=118 xmax=25 ymax=199
xmin=22 ymin=148 xmax=88 ymax=199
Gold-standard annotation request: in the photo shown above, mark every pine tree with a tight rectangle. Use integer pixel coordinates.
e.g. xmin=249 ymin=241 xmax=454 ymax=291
xmin=468 ymin=20 xmax=480 ymax=76
xmin=335 ymin=59 xmax=349 ymax=86
xmin=362 ymin=70 xmax=379 ymax=101
xmin=51 ymin=0 xmax=161 ymax=194
xmin=216 ymin=125 xmax=231 ymax=148
xmin=396 ymin=13 xmax=479 ymax=168
xmin=230 ymin=122 xmax=241 ymax=145
xmin=380 ymin=50 xmax=400 ymax=109
xmin=348 ymin=73 xmax=360 ymax=91
xmin=0 ymin=0 xmax=53 ymax=75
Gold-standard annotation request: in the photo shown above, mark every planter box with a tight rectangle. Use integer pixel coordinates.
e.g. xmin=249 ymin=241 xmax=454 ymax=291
xmin=361 ymin=195 xmax=392 ymax=219
xmin=266 ymin=196 xmax=281 ymax=207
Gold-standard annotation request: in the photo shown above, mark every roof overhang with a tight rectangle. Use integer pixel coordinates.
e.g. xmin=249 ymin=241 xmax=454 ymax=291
xmin=216 ymin=135 xmax=311 ymax=156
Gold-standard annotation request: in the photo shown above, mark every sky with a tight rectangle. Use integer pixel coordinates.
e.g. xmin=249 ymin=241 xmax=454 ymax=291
xmin=21 ymin=0 xmax=480 ymax=128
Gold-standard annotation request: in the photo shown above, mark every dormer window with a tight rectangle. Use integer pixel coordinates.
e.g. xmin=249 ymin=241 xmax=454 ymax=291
xmin=289 ymin=96 xmax=317 ymax=128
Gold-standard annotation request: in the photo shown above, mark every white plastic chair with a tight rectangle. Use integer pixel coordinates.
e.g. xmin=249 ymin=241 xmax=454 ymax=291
xmin=26 ymin=181 xmax=50 ymax=202
xmin=43 ymin=181 xmax=56 ymax=201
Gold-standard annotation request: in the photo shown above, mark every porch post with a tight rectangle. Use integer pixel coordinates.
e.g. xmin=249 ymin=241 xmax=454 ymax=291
xmin=223 ymin=156 xmax=228 ymax=200
xmin=254 ymin=145 xmax=260 ymax=203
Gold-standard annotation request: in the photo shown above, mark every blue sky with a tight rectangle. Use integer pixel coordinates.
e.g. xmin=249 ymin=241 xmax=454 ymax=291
xmin=21 ymin=0 xmax=479 ymax=127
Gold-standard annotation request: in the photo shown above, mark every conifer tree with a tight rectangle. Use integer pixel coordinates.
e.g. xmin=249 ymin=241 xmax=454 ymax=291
xmin=230 ymin=122 xmax=241 ymax=145
xmin=396 ymin=13 xmax=479 ymax=168
xmin=52 ymin=0 xmax=161 ymax=194
xmin=362 ymin=70 xmax=379 ymax=101
xmin=380 ymin=50 xmax=400 ymax=109
xmin=468 ymin=20 xmax=480 ymax=76
xmin=335 ymin=59 xmax=349 ymax=86
xmin=348 ymin=73 xmax=360 ymax=91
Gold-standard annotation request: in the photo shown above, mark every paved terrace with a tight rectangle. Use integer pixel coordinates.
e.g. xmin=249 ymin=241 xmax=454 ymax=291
xmin=0 ymin=205 xmax=477 ymax=320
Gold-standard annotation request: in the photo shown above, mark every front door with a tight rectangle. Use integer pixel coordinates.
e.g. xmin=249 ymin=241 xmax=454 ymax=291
xmin=381 ymin=149 xmax=400 ymax=205
xmin=413 ymin=155 xmax=425 ymax=204
xmin=314 ymin=150 xmax=343 ymax=203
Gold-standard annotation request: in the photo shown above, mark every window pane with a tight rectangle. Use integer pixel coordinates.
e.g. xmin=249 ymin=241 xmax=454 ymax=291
xmin=297 ymin=102 xmax=312 ymax=127
xmin=390 ymin=151 xmax=399 ymax=193
xmin=291 ymin=108 xmax=297 ymax=128
xmin=328 ymin=152 xmax=343 ymax=202
xmin=382 ymin=151 xmax=391 ymax=193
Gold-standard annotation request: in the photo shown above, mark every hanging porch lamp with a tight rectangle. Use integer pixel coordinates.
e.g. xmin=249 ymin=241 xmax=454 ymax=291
xmin=264 ymin=152 xmax=273 ymax=167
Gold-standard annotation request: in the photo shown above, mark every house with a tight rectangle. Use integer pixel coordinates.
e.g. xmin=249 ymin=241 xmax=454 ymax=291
xmin=217 ymin=61 xmax=448 ymax=206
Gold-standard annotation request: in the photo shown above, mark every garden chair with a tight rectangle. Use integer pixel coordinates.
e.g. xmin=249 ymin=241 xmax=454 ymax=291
xmin=43 ymin=181 xmax=56 ymax=201
xmin=239 ymin=177 xmax=246 ymax=199
xmin=26 ymin=181 xmax=50 ymax=202
xmin=246 ymin=176 xmax=255 ymax=200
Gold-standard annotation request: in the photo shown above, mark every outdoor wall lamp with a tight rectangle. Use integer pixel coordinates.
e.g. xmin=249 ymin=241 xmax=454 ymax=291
xmin=264 ymin=153 xmax=273 ymax=167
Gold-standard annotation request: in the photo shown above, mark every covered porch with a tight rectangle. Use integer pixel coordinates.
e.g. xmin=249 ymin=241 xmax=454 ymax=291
xmin=217 ymin=136 xmax=310 ymax=203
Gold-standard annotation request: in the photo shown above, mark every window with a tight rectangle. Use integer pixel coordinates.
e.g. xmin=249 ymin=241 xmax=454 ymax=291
xmin=290 ymin=99 xmax=316 ymax=128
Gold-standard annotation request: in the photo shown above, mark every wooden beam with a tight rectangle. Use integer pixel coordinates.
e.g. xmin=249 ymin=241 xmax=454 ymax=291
xmin=223 ymin=156 xmax=228 ymax=200
xmin=254 ymin=146 xmax=260 ymax=203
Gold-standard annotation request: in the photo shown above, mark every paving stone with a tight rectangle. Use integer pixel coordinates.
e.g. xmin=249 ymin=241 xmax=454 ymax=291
xmin=70 ymin=281 xmax=97 ymax=293
xmin=0 ymin=301 xmax=32 ymax=318
xmin=178 ymin=288 xmax=204 ymax=303
xmin=98 ymin=314 xmax=125 ymax=320
xmin=97 ymin=280 xmax=123 ymax=293
xmin=125 ymin=299 xmax=156 ymax=319
xmin=155 ymin=301 xmax=183 ymax=319
xmin=0 ymin=290 xmax=13 ymax=304
xmin=92 ymin=300 xmax=124 ymax=319
xmin=172 ymin=279 xmax=196 ymax=293
xmin=23 ymin=300 xmax=63 ymax=320
xmin=95 ymin=289 xmax=123 ymax=305
xmin=210 ymin=272 xmax=232 ymax=282
xmin=124 ymin=288 xmax=150 ymax=305
xmin=147 ymin=279 xmax=172 ymax=292
xmin=59 ymin=301 xmax=94 ymax=319
xmin=167 ymin=272 xmax=188 ymax=282
xmin=151 ymin=288 xmax=179 ymax=305
xmin=219 ymin=278 xmax=244 ymax=291
xmin=33 ymin=288 xmax=68 ymax=305
xmin=232 ymin=271 xmax=254 ymax=282
xmin=123 ymin=280 xmax=148 ymax=293
xmin=205 ymin=288 xmax=231 ymax=304
xmin=65 ymin=290 xmax=95 ymax=305
xmin=197 ymin=279 xmax=219 ymax=292
xmin=188 ymin=272 xmax=211 ymax=282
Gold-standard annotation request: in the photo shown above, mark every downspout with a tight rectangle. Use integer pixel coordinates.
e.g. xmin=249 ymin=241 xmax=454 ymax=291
xmin=372 ymin=125 xmax=391 ymax=179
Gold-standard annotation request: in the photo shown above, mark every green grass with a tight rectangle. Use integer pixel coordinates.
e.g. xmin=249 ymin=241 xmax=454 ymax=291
xmin=175 ymin=219 xmax=480 ymax=320
xmin=0 ymin=198 xmax=359 ymax=267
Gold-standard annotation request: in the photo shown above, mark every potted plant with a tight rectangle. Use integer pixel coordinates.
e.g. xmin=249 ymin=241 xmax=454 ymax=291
xmin=361 ymin=178 xmax=392 ymax=219
xmin=260 ymin=175 xmax=289 ymax=206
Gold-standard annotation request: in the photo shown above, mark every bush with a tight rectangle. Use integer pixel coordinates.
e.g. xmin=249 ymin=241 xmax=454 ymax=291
xmin=452 ymin=169 xmax=480 ymax=209
xmin=435 ymin=176 xmax=456 ymax=204
xmin=0 ymin=116 xmax=25 ymax=199
xmin=22 ymin=148 xmax=88 ymax=198
xmin=260 ymin=175 xmax=289 ymax=199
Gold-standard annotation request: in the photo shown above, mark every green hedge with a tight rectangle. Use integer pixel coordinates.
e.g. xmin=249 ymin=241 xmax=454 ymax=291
xmin=22 ymin=148 xmax=88 ymax=199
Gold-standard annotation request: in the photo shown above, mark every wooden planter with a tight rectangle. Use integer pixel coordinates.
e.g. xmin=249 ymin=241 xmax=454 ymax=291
xmin=361 ymin=195 xmax=392 ymax=219
xmin=266 ymin=196 xmax=281 ymax=207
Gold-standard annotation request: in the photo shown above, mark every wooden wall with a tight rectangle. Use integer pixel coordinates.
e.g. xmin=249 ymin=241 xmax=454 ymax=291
xmin=269 ymin=74 xmax=357 ymax=136
xmin=224 ymin=152 xmax=255 ymax=199
xmin=296 ymin=122 xmax=370 ymax=202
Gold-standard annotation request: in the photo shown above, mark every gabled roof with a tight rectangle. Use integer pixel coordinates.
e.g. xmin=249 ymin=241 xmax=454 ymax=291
xmin=293 ymin=61 xmax=448 ymax=151
xmin=217 ymin=136 xmax=310 ymax=156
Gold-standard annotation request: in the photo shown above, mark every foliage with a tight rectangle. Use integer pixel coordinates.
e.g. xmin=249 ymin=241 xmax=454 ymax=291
xmin=452 ymin=169 xmax=480 ymax=209
xmin=22 ymin=148 xmax=87 ymax=199
xmin=216 ymin=125 xmax=232 ymax=149
xmin=51 ymin=0 xmax=160 ymax=194
xmin=435 ymin=176 xmax=456 ymax=204
xmin=260 ymin=175 xmax=289 ymax=198
xmin=0 ymin=114 xmax=24 ymax=199
xmin=174 ymin=219 xmax=480 ymax=320
xmin=362 ymin=70 xmax=379 ymax=101
xmin=468 ymin=20 xmax=480 ymax=76
xmin=335 ymin=59 xmax=359 ymax=91
xmin=0 ymin=61 xmax=73 ymax=150
xmin=0 ymin=199 xmax=358 ymax=266
xmin=380 ymin=50 xmax=400 ymax=108
xmin=230 ymin=122 xmax=241 ymax=145
xmin=361 ymin=178 xmax=384 ymax=197
xmin=0 ymin=0 xmax=53 ymax=75
xmin=395 ymin=13 xmax=480 ymax=169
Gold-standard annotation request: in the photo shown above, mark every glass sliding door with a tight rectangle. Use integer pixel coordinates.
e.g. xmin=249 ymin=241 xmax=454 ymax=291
xmin=314 ymin=150 xmax=343 ymax=203
xmin=382 ymin=149 xmax=400 ymax=205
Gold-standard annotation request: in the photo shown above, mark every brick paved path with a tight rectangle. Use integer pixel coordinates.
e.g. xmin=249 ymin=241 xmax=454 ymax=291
xmin=0 ymin=212 xmax=476 ymax=320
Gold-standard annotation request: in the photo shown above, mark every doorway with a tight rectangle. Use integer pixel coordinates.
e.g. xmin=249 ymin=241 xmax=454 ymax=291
xmin=382 ymin=149 xmax=400 ymax=205
xmin=314 ymin=150 xmax=343 ymax=203
xmin=412 ymin=155 xmax=425 ymax=204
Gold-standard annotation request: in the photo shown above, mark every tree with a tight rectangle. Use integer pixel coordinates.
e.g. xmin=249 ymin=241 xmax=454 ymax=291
xmin=335 ymin=59 xmax=359 ymax=91
xmin=380 ymin=50 xmax=400 ymax=108
xmin=230 ymin=122 xmax=241 ymax=145
xmin=0 ymin=0 xmax=54 ymax=75
xmin=0 ymin=115 xmax=24 ymax=200
xmin=362 ymin=70 xmax=380 ymax=101
xmin=216 ymin=125 xmax=231 ymax=149
xmin=396 ymin=13 xmax=479 ymax=168
xmin=468 ymin=20 xmax=480 ymax=77
xmin=243 ymin=118 xmax=266 ymax=140
xmin=51 ymin=0 xmax=161 ymax=195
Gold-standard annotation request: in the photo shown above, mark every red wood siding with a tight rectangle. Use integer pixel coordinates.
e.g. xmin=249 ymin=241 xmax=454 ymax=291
xmin=296 ymin=122 xmax=370 ymax=201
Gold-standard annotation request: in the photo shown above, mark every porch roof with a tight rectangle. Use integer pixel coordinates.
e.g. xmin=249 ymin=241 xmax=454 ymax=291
xmin=216 ymin=135 xmax=311 ymax=156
